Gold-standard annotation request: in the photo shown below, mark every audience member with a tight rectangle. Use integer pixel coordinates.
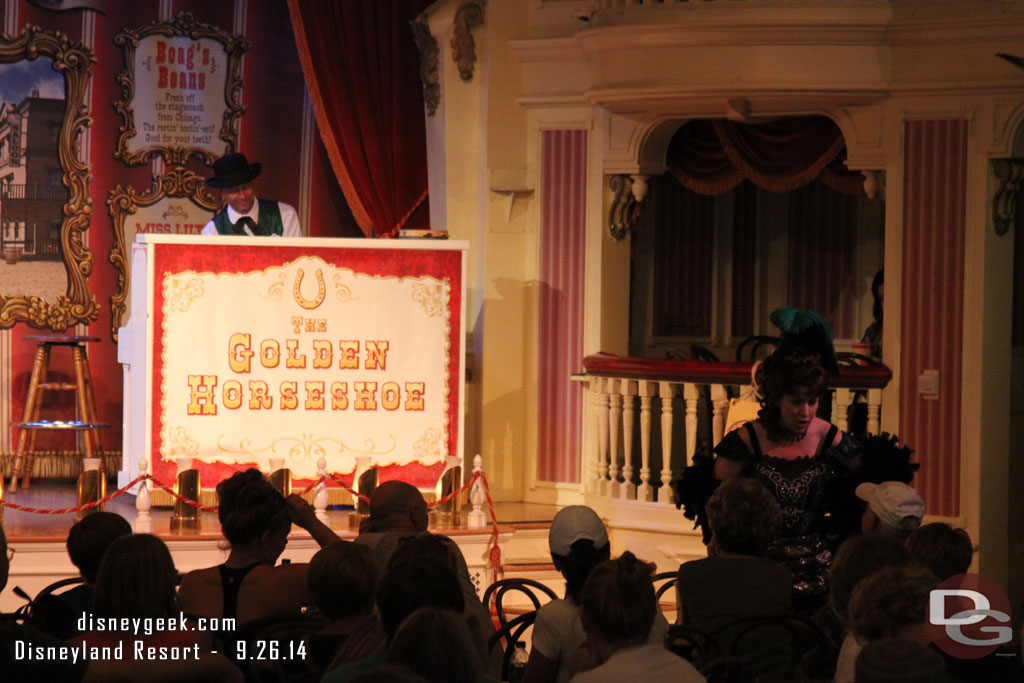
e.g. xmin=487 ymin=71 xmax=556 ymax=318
xmin=32 ymin=511 xmax=131 ymax=638
xmin=572 ymin=551 xmax=705 ymax=682
xmin=305 ymin=541 xmax=380 ymax=674
xmin=177 ymin=468 xmax=341 ymax=624
xmin=834 ymin=564 xmax=938 ymax=683
xmin=854 ymin=638 xmax=947 ymax=683
xmin=324 ymin=557 xmax=466 ymax=682
xmin=803 ymin=535 xmax=914 ymax=679
xmin=72 ymin=533 xmax=242 ymax=681
xmin=856 ymin=481 xmax=925 ymax=540
xmin=385 ymin=534 xmax=496 ymax=674
xmin=905 ymin=522 xmax=973 ymax=581
xmin=677 ymin=478 xmax=793 ymax=679
xmin=384 ymin=607 xmax=490 ymax=683
xmin=524 ymin=505 xmax=610 ymax=683
xmin=526 ymin=505 xmax=669 ymax=683
xmin=677 ymin=478 xmax=791 ymax=630
xmin=0 ymin=524 xmax=88 ymax=682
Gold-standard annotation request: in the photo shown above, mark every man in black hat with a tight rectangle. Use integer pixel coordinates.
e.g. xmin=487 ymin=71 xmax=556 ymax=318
xmin=201 ymin=152 xmax=302 ymax=237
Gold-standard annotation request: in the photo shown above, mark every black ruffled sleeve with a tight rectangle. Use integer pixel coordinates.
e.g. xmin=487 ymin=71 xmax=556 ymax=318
xmin=713 ymin=428 xmax=755 ymax=466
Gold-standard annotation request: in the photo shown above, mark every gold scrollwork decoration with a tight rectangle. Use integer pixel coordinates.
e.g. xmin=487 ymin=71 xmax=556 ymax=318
xmin=993 ymin=159 xmax=1024 ymax=236
xmin=164 ymin=276 xmax=205 ymax=313
xmin=451 ymin=2 xmax=485 ymax=82
xmin=108 ymin=166 xmax=219 ymax=340
xmin=411 ymin=14 xmax=440 ymax=116
xmin=294 ymin=268 xmax=326 ymax=310
xmin=112 ymin=11 xmax=249 ymax=166
xmin=262 ymin=273 xmax=287 ymax=301
xmin=608 ymin=174 xmax=637 ymax=241
xmin=0 ymin=27 xmax=98 ymax=331
xmin=331 ymin=274 xmax=357 ymax=303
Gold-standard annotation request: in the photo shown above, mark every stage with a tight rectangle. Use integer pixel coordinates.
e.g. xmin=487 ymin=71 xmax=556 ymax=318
xmin=1 ymin=479 xmax=560 ymax=613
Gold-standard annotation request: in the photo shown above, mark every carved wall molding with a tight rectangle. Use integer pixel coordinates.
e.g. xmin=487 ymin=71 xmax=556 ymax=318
xmin=862 ymin=170 xmax=885 ymax=200
xmin=609 ymin=174 xmax=638 ymax=241
xmin=993 ymin=159 xmax=1024 ymax=236
xmin=451 ymin=2 xmax=485 ymax=82
xmin=412 ymin=15 xmax=440 ymax=116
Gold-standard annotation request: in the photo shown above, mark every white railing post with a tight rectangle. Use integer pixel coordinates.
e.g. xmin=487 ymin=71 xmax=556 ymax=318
xmin=658 ymin=381 xmax=675 ymax=504
xmin=711 ymin=384 xmax=729 ymax=445
xmin=608 ymin=379 xmax=623 ymax=497
xmin=866 ymin=388 xmax=882 ymax=435
xmin=683 ymin=382 xmax=699 ymax=466
xmin=833 ymin=388 xmax=853 ymax=432
xmin=638 ymin=380 xmax=655 ymax=502
xmin=135 ymin=457 xmax=152 ymax=534
xmin=584 ymin=380 xmax=600 ymax=495
xmin=620 ymin=380 xmax=636 ymax=500
xmin=314 ymin=457 xmax=329 ymax=523
xmin=597 ymin=378 xmax=611 ymax=496
xmin=468 ymin=454 xmax=486 ymax=529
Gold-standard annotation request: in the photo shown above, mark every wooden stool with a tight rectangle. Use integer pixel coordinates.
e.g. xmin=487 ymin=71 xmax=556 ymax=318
xmin=8 ymin=335 xmax=109 ymax=492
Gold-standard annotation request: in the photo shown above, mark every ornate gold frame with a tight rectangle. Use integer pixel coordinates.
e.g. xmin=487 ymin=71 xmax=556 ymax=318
xmin=107 ymin=167 xmax=219 ymax=340
xmin=112 ymin=11 xmax=249 ymax=166
xmin=0 ymin=27 xmax=97 ymax=330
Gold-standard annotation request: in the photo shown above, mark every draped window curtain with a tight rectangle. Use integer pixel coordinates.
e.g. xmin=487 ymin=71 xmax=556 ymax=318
xmin=666 ymin=116 xmax=864 ymax=197
xmin=287 ymin=0 xmax=432 ymax=238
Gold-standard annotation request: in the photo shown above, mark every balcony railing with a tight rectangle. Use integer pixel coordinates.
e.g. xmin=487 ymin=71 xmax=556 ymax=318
xmin=577 ymin=352 xmax=891 ymax=506
xmin=0 ymin=184 xmax=68 ymax=201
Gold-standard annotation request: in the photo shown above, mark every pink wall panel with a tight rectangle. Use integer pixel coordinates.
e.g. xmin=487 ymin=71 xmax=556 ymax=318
xmin=899 ymin=119 xmax=967 ymax=518
xmin=537 ymin=129 xmax=587 ymax=483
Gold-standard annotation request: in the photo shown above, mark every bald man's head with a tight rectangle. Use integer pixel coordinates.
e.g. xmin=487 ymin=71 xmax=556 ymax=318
xmin=369 ymin=481 xmax=429 ymax=532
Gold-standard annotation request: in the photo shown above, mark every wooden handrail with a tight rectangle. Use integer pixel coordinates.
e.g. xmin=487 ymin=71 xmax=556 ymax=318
xmin=581 ymin=352 xmax=891 ymax=390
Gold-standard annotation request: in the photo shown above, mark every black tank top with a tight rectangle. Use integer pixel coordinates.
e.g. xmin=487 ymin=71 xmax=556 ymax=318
xmin=217 ymin=563 xmax=261 ymax=620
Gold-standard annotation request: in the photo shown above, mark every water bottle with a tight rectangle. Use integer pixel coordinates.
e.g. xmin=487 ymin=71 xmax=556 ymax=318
xmin=509 ymin=640 xmax=528 ymax=683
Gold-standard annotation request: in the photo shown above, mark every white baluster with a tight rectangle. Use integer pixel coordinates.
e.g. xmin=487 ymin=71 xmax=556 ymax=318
xmin=834 ymin=388 xmax=852 ymax=432
xmin=658 ymin=381 xmax=675 ymax=504
xmin=620 ymin=381 xmax=636 ymax=500
xmin=468 ymin=454 xmax=486 ymax=529
xmin=711 ymin=384 xmax=728 ymax=445
xmin=314 ymin=457 xmax=329 ymax=523
xmin=597 ymin=378 xmax=610 ymax=496
xmin=135 ymin=457 xmax=152 ymax=534
xmin=683 ymin=382 xmax=699 ymax=467
xmin=608 ymin=380 xmax=622 ymax=498
xmin=867 ymin=388 xmax=882 ymax=435
xmin=638 ymin=380 xmax=654 ymax=501
xmin=589 ymin=378 xmax=602 ymax=497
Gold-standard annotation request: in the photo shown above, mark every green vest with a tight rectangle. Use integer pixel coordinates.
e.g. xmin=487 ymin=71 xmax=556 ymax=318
xmin=213 ymin=199 xmax=284 ymax=236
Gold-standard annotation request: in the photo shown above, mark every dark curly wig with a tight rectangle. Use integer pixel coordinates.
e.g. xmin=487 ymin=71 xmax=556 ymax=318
xmin=216 ymin=468 xmax=289 ymax=547
xmin=755 ymin=344 xmax=828 ymax=442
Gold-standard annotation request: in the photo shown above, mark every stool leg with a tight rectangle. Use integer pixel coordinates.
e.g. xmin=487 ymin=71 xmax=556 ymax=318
xmin=77 ymin=344 xmax=104 ymax=472
xmin=10 ymin=344 xmax=49 ymax=492
xmin=21 ymin=385 xmax=45 ymax=491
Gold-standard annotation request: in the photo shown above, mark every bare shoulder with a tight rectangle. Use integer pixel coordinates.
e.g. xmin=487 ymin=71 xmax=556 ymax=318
xmin=810 ymin=417 xmax=842 ymax=446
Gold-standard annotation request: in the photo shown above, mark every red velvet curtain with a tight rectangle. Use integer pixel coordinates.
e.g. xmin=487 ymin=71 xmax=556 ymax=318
xmin=288 ymin=0 xmax=431 ymax=237
xmin=667 ymin=116 xmax=864 ymax=196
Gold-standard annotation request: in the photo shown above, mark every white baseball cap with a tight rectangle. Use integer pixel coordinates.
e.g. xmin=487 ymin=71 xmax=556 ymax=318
xmin=548 ymin=505 xmax=609 ymax=556
xmin=856 ymin=481 xmax=925 ymax=531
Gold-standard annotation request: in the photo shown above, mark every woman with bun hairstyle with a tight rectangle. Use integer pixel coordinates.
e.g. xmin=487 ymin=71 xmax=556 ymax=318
xmin=571 ymin=552 xmax=705 ymax=682
xmin=178 ymin=468 xmax=341 ymax=624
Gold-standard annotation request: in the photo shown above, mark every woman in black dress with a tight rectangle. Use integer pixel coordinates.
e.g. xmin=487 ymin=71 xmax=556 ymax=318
xmin=714 ymin=341 xmax=860 ymax=615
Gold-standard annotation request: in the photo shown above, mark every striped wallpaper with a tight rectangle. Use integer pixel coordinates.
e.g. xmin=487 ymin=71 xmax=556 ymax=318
xmin=536 ymin=129 xmax=588 ymax=483
xmin=900 ymin=119 xmax=968 ymax=518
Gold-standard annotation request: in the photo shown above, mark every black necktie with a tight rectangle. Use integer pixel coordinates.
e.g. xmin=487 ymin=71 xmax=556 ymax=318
xmin=233 ymin=216 xmax=257 ymax=235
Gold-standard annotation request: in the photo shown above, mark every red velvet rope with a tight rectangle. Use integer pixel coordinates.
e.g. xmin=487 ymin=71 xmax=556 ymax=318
xmin=1 ymin=469 xmax=503 ymax=579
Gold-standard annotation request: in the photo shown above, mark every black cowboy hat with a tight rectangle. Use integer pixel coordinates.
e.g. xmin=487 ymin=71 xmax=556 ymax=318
xmin=206 ymin=153 xmax=262 ymax=189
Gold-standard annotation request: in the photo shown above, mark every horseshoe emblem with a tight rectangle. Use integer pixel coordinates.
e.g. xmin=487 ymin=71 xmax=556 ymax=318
xmin=293 ymin=268 xmax=326 ymax=310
